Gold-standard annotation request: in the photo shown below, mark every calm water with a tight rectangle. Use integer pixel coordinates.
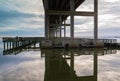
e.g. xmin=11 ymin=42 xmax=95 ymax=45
xmin=0 ymin=40 xmax=120 ymax=81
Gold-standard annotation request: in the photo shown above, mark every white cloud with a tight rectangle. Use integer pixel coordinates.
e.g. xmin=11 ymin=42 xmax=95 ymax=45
xmin=104 ymin=0 xmax=119 ymax=3
xmin=0 ymin=0 xmax=120 ymax=38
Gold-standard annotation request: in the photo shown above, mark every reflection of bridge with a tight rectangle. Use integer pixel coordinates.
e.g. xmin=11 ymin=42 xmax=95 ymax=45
xmin=43 ymin=49 xmax=97 ymax=81
xmin=41 ymin=48 xmax=117 ymax=57
xmin=2 ymin=45 xmax=118 ymax=81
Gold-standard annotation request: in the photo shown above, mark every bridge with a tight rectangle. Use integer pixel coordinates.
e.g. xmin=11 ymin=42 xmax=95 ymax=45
xmin=42 ymin=0 xmax=98 ymax=44
xmin=2 ymin=0 xmax=119 ymax=48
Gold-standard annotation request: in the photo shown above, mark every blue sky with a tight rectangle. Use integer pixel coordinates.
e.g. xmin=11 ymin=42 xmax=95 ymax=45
xmin=0 ymin=0 xmax=120 ymax=38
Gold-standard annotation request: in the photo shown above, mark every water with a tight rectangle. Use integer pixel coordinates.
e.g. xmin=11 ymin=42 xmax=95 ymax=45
xmin=0 ymin=40 xmax=120 ymax=81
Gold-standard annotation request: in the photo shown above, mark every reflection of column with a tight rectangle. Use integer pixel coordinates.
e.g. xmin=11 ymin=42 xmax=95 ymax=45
xmin=94 ymin=50 xmax=98 ymax=81
xmin=45 ymin=53 xmax=50 ymax=76
xmin=70 ymin=52 xmax=74 ymax=78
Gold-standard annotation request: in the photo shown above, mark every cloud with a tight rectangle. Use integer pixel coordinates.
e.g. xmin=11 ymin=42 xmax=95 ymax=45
xmin=0 ymin=0 xmax=44 ymax=37
xmin=0 ymin=51 xmax=45 ymax=81
xmin=74 ymin=55 xmax=94 ymax=76
xmin=75 ymin=0 xmax=120 ymax=38
xmin=98 ymin=52 xmax=120 ymax=81
xmin=0 ymin=0 xmax=119 ymax=39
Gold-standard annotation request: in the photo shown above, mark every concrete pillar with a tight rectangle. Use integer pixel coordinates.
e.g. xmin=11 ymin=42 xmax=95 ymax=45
xmin=64 ymin=21 xmax=66 ymax=37
xmin=94 ymin=0 xmax=98 ymax=45
xmin=70 ymin=0 xmax=74 ymax=38
xmin=45 ymin=0 xmax=49 ymax=39
xmin=55 ymin=20 xmax=58 ymax=37
xmin=59 ymin=16 xmax=62 ymax=38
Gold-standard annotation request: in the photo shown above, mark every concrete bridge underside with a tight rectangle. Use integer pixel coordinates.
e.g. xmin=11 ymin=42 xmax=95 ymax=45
xmin=42 ymin=0 xmax=98 ymax=44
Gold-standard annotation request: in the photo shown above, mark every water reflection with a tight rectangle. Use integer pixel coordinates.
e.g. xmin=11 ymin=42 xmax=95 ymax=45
xmin=42 ymin=49 xmax=97 ymax=81
xmin=2 ymin=46 xmax=118 ymax=81
xmin=3 ymin=46 xmax=40 ymax=55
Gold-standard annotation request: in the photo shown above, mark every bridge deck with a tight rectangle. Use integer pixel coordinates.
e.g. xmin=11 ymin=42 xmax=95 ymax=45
xmin=42 ymin=0 xmax=85 ymax=28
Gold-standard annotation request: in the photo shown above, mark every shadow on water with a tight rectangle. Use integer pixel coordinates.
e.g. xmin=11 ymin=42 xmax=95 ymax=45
xmin=2 ymin=43 xmax=118 ymax=81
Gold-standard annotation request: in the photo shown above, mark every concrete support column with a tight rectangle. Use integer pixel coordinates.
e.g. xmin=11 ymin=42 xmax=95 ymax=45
xmin=70 ymin=0 xmax=74 ymax=38
xmin=59 ymin=16 xmax=62 ymax=38
xmin=64 ymin=21 xmax=66 ymax=37
xmin=55 ymin=21 xmax=58 ymax=37
xmin=94 ymin=0 xmax=98 ymax=45
xmin=45 ymin=0 xmax=49 ymax=39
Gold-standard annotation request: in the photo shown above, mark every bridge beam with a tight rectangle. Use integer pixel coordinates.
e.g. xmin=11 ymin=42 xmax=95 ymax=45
xmin=48 ymin=10 xmax=95 ymax=16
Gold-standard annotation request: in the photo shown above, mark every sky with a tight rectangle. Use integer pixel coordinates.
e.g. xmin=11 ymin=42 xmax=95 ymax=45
xmin=0 ymin=0 xmax=120 ymax=38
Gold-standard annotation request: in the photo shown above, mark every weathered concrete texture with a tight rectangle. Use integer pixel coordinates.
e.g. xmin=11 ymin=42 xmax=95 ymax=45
xmin=41 ymin=38 xmax=105 ymax=48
